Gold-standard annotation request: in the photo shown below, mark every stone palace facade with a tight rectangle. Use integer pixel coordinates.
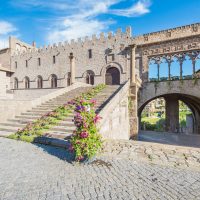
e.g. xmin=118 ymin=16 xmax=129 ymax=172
xmin=0 ymin=23 xmax=199 ymax=97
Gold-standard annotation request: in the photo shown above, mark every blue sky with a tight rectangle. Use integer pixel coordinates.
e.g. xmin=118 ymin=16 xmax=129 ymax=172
xmin=0 ymin=0 xmax=200 ymax=48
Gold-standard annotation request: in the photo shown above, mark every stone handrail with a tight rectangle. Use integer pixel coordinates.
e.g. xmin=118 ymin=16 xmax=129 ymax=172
xmin=99 ymin=80 xmax=130 ymax=139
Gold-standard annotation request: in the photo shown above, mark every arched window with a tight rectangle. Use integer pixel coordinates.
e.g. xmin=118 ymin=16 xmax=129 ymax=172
xmin=85 ymin=70 xmax=95 ymax=85
xmin=51 ymin=74 xmax=57 ymax=88
xmin=24 ymin=77 xmax=30 ymax=89
xmin=14 ymin=78 xmax=18 ymax=89
xmin=37 ymin=76 xmax=43 ymax=88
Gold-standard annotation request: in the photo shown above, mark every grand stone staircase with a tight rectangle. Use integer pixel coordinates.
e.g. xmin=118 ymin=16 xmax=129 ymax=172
xmin=0 ymin=85 xmax=120 ymax=147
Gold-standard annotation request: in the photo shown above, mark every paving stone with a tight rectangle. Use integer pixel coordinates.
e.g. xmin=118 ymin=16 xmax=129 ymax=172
xmin=0 ymin=137 xmax=200 ymax=200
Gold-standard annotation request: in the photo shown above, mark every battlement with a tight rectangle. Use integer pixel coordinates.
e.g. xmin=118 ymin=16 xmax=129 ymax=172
xmin=134 ymin=23 xmax=200 ymax=45
xmin=12 ymin=27 xmax=132 ymax=57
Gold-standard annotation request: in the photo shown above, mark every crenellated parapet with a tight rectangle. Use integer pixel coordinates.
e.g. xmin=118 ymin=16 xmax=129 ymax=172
xmin=12 ymin=27 xmax=132 ymax=57
xmin=134 ymin=23 xmax=200 ymax=46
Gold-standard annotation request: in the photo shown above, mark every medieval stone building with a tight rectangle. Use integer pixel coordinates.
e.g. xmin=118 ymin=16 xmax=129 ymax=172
xmin=0 ymin=22 xmax=200 ymax=138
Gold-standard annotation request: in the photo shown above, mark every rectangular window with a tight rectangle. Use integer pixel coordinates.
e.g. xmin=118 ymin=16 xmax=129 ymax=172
xmin=15 ymin=61 xmax=17 ymax=68
xmin=26 ymin=60 xmax=28 ymax=67
xmin=53 ymin=56 xmax=56 ymax=64
xmin=38 ymin=58 xmax=41 ymax=66
xmin=88 ymin=49 xmax=92 ymax=59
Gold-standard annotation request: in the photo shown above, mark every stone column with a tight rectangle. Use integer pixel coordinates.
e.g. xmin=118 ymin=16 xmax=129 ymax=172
xmin=165 ymin=96 xmax=179 ymax=133
xmin=168 ymin=62 xmax=171 ymax=80
xmin=192 ymin=59 xmax=196 ymax=77
xmin=130 ymin=44 xmax=136 ymax=83
xmin=129 ymin=44 xmax=139 ymax=140
xmin=69 ymin=53 xmax=75 ymax=85
xmin=157 ymin=63 xmax=160 ymax=81
xmin=180 ymin=61 xmax=183 ymax=80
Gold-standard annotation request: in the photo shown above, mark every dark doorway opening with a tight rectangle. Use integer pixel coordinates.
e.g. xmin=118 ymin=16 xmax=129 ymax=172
xmin=105 ymin=67 xmax=120 ymax=85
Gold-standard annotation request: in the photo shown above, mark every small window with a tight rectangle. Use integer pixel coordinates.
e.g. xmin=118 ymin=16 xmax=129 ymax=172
xmin=53 ymin=56 xmax=56 ymax=64
xmin=15 ymin=62 xmax=17 ymax=68
xmin=112 ymin=54 xmax=115 ymax=61
xmin=26 ymin=60 xmax=28 ymax=67
xmin=88 ymin=49 xmax=92 ymax=59
xmin=38 ymin=58 xmax=41 ymax=66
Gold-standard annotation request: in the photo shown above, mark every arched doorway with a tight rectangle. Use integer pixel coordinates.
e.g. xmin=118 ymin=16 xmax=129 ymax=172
xmin=51 ymin=74 xmax=57 ymax=88
xmin=37 ymin=76 xmax=43 ymax=89
xmin=105 ymin=67 xmax=120 ymax=85
xmin=85 ymin=70 xmax=95 ymax=85
xmin=24 ymin=76 xmax=30 ymax=89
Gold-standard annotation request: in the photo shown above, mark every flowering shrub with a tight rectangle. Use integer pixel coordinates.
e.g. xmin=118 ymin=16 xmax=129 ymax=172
xmin=69 ymin=98 xmax=102 ymax=162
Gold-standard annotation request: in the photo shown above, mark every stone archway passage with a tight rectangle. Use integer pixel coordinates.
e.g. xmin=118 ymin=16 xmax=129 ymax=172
xmin=105 ymin=67 xmax=120 ymax=85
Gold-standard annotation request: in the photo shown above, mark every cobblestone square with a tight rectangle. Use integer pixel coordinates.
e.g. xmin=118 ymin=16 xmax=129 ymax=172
xmin=0 ymin=138 xmax=200 ymax=200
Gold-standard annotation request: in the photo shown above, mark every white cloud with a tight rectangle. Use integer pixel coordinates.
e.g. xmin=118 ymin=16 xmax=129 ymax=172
xmin=48 ymin=18 xmax=113 ymax=43
xmin=110 ymin=0 xmax=151 ymax=17
xmin=0 ymin=21 xmax=17 ymax=49
xmin=46 ymin=0 xmax=119 ymax=43
xmin=0 ymin=21 xmax=16 ymax=35
xmin=10 ymin=0 xmax=152 ymax=43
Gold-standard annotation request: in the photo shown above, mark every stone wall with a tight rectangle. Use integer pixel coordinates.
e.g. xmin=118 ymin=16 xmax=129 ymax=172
xmin=13 ymin=88 xmax=60 ymax=100
xmin=99 ymin=81 xmax=130 ymax=139
xmin=0 ymin=48 xmax=11 ymax=70
xmin=0 ymin=82 xmax=89 ymax=123
xmin=0 ymin=71 xmax=7 ymax=98
xmin=134 ymin=23 xmax=200 ymax=45
xmin=138 ymin=79 xmax=200 ymax=109
xmin=11 ymin=28 xmax=134 ymax=89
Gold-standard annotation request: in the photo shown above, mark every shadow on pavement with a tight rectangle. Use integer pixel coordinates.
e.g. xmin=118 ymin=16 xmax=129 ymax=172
xmin=33 ymin=138 xmax=75 ymax=163
xmin=139 ymin=130 xmax=200 ymax=148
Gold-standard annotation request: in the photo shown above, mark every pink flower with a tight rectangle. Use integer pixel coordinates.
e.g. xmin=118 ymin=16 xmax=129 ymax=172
xmin=94 ymin=114 xmax=101 ymax=123
xmin=90 ymin=99 xmax=96 ymax=106
xmin=80 ymin=131 xmax=89 ymax=138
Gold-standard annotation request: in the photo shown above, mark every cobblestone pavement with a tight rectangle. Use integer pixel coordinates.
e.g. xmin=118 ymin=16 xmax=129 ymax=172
xmin=1 ymin=138 xmax=200 ymax=200
xmin=103 ymin=140 xmax=200 ymax=170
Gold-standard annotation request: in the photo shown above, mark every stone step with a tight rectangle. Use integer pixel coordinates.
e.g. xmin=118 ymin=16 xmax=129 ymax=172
xmin=36 ymin=105 xmax=58 ymax=109
xmin=15 ymin=116 xmax=40 ymax=120
xmin=0 ymin=125 xmax=19 ymax=132
xmin=0 ymin=123 xmax=25 ymax=128
xmin=27 ymin=110 xmax=52 ymax=113
xmin=34 ymin=137 xmax=69 ymax=149
xmin=0 ymin=130 xmax=13 ymax=137
xmin=42 ymin=103 xmax=64 ymax=106
xmin=44 ymin=131 xmax=72 ymax=139
xmin=8 ymin=119 xmax=35 ymax=124
xmin=51 ymin=125 xmax=75 ymax=132
xmin=21 ymin=112 xmax=44 ymax=117
xmin=58 ymin=120 xmax=74 ymax=126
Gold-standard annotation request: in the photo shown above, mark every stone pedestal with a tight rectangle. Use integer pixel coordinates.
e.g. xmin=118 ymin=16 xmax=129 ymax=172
xmin=165 ymin=96 xmax=179 ymax=132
